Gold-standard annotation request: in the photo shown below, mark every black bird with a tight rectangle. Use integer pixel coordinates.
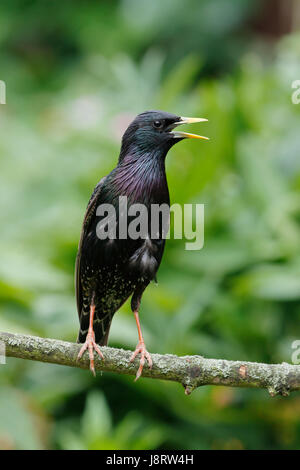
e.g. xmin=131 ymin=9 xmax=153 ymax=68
xmin=76 ymin=110 xmax=208 ymax=379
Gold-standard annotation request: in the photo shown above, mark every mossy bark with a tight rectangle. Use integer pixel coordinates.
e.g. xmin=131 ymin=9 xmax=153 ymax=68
xmin=1 ymin=331 xmax=299 ymax=396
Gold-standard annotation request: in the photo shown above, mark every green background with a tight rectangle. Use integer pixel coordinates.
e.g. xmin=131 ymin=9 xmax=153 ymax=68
xmin=0 ymin=0 xmax=299 ymax=450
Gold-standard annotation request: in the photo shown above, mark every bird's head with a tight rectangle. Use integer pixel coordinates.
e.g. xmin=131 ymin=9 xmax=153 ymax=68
xmin=119 ymin=110 xmax=208 ymax=162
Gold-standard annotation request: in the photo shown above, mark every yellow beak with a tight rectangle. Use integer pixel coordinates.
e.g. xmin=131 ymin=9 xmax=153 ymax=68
xmin=180 ymin=117 xmax=208 ymax=124
xmin=172 ymin=116 xmax=209 ymax=140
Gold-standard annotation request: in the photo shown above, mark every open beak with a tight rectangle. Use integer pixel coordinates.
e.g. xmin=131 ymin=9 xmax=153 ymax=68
xmin=171 ymin=116 xmax=209 ymax=140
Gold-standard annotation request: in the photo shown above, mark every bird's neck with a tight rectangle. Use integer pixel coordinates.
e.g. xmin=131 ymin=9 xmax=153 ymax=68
xmin=114 ymin=150 xmax=169 ymax=205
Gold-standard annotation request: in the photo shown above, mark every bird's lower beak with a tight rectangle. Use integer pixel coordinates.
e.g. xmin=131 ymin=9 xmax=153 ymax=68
xmin=171 ymin=116 xmax=209 ymax=140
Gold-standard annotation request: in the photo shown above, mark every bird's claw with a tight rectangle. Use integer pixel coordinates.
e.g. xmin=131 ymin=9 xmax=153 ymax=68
xmin=77 ymin=330 xmax=104 ymax=376
xmin=130 ymin=341 xmax=152 ymax=381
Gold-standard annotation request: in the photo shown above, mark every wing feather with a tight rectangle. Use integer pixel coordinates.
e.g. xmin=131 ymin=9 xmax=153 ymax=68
xmin=75 ymin=177 xmax=106 ymax=318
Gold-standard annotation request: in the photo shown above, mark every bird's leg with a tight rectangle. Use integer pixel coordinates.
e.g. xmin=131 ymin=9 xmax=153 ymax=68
xmin=77 ymin=296 xmax=104 ymax=376
xmin=130 ymin=310 xmax=153 ymax=381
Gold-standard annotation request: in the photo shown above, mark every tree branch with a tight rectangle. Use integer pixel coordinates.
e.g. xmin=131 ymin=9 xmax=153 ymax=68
xmin=1 ymin=331 xmax=299 ymax=396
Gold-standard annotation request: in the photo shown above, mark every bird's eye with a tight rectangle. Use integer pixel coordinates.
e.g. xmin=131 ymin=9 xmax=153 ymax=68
xmin=153 ymin=120 xmax=163 ymax=129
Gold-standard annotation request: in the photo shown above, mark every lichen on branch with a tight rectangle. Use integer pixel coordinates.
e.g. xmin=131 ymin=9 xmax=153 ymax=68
xmin=1 ymin=331 xmax=299 ymax=396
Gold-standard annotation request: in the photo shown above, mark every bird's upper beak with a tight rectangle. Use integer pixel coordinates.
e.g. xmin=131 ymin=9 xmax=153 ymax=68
xmin=171 ymin=116 xmax=209 ymax=140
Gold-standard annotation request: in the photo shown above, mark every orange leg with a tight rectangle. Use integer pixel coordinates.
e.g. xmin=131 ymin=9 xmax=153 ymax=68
xmin=77 ymin=301 xmax=104 ymax=376
xmin=130 ymin=311 xmax=152 ymax=381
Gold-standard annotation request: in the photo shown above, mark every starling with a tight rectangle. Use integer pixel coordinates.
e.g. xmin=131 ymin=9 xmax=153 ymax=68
xmin=75 ymin=110 xmax=208 ymax=379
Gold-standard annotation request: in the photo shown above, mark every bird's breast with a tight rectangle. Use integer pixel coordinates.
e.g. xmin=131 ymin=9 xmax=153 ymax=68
xmin=112 ymin=158 xmax=170 ymax=207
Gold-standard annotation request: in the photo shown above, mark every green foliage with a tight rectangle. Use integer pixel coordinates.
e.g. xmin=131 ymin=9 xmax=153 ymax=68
xmin=0 ymin=0 xmax=299 ymax=450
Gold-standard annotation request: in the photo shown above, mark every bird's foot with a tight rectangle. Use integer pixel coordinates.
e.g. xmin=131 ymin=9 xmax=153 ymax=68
xmin=77 ymin=329 xmax=104 ymax=376
xmin=130 ymin=341 xmax=152 ymax=381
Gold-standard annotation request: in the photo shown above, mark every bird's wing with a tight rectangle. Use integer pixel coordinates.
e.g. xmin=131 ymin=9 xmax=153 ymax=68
xmin=75 ymin=177 xmax=106 ymax=319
